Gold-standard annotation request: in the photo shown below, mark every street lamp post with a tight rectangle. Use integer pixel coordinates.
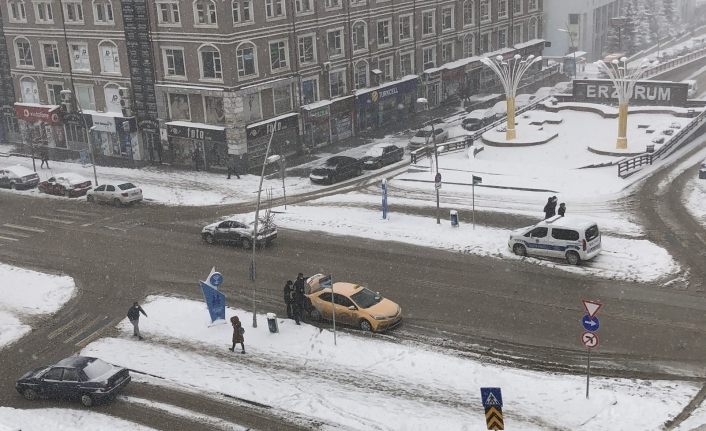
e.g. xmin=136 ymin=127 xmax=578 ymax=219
xmin=595 ymin=57 xmax=648 ymax=150
xmin=480 ymin=54 xmax=542 ymax=141
xmin=558 ymin=27 xmax=577 ymax=79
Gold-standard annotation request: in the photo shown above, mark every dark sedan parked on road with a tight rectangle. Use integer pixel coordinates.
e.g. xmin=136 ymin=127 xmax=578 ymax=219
xmin=361 ymin=144 xmax=404 ymax=170
xmin=309 ymin=156 xmax=363 ymax=184
xmin=16 ymin=356 xmax=131 ymax=407
xmin=0 ymin=165 xmax=40 ymax=190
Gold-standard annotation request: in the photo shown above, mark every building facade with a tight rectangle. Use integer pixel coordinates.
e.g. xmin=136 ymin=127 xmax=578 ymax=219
xmin=1 ymin=0 xmax=545 ymax=171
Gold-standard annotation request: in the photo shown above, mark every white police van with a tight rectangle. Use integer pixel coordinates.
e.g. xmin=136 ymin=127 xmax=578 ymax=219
xmin=508 ymin=216 xmax=602 ymax=265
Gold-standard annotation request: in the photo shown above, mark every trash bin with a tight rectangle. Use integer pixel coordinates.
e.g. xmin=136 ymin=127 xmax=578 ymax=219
xmin=450 ymin=210 xmax=459 ymax=227
xmin=646 ymin=143 xmax=655 ymax=153
xmin=266 ymin=313 xmax=278 ymax=333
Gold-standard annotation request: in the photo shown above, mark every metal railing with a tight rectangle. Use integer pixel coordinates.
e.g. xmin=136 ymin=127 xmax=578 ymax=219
xmin=643 ymin=47 xmax=706 ymax=79
xmin=618 ymin=154 xmax=653 ymax=178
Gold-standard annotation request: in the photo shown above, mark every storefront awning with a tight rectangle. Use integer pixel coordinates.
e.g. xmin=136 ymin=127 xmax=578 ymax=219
xmin=166 ymin=121 xmax=226 ymax=142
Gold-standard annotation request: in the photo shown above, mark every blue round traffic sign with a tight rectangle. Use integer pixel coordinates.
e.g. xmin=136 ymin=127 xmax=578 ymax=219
xmin=209 ymin=272 xmax=224 ymax=287
xmin=581 ymin=314 xmax=599 ymax=332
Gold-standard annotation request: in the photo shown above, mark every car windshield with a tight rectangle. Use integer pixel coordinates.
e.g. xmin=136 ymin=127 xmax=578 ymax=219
xmin=83 ymin=358 xmax=113 ymax=380
xmin=366 ymin=147 xmax=384 ymax=157
xmin=414 ymin=130 xmax=433 ymax=138
xmin=350 ymin=287 xmax=382 ymax=309
xmin=118 ymin=183 xmax=136 ymax=190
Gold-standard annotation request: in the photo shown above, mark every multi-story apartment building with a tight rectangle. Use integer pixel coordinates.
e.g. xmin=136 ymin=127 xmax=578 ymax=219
xmin=1 ymin=0 xmax=545 ymax=172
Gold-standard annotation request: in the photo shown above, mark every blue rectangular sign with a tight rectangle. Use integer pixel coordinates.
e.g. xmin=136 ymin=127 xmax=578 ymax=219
xmin=481 ymin=387 xmax=503 ymax=408
xmin=199 ymin=281 xmax=226 ymax=323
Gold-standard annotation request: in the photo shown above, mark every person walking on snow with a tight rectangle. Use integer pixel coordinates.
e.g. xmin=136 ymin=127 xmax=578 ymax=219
xmin=40 ymin=150 xmax=49 ymax=169
xmin=292 ymin=273 xmax=306 ymax=325
xmin=283 ymin=280 xmax=294 ymax=319
xmin=558 ymin=202 xmax=566 ymax=217
xmin=127 ymin=302 xmax=148 ymax=340
xmin=543 ymin=196 xmax=557 ymax=219
xmin=229 ymin=315 xmax=245 ymax=353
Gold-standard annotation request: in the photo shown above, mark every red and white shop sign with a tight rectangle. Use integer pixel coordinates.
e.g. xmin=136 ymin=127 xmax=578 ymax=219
xmin=14 ymin=104 xmax=62 ymax=125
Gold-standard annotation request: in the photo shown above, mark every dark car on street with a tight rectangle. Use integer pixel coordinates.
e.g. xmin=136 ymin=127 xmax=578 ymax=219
xmin=16 ymin=356 xmax=131 ymax=407
xmin=361 ymin=144 xmax=405 ymax=170
xmin=309 ymin=156 xmax=363 ymax=184
xmin=38 ymin=173 xmax=92 ymax=197
xmin=0 ymin=165 xmax=40 ymax=190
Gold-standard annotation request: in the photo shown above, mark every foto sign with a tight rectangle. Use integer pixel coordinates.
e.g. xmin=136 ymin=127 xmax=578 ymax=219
xmin=573 ymin=79 xmax=688 ymax=106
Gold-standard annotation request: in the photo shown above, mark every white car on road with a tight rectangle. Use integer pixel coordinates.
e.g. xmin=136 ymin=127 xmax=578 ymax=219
xmin=409 ymin=127 xmax=448 ymax=150
xmin=87 ymin=182 xmax=143 ymax=205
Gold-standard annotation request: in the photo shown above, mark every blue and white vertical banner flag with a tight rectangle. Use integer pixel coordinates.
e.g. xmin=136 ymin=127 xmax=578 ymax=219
xmin=382 ymin=178 xmax=388 ymax=220
xmin=200 ymin=281 xmax=226 ymax=323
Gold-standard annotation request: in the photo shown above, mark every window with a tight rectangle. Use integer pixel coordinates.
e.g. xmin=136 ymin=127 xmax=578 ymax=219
xmin=20 ymin=77 xmax=39 ymax=103
xmin=298 ymin=34 xmax=316 ymax=64
xmin=273 ymin=86 xmax=292 ymax=114
xmin=441 ymin=42 xmax=453 ymax=63
xmin=585 ymin=225 xmax=600 ymax=242
xmin=513 ymin=0 xmax=522 ymax=15
xmin=65 ymin=123 xmax=87 ymax=147
xmin=463 ymin=0 xmax=474 ymax=26
xmin=301 ymin=77 xmax=318 ymax=104
xmin=498 ymin=28 xmax=507 ymax=49
xmin=9 ymin=0 xmax=27 ymax=22
xmin=168 ymin=93 xmax=191 ymax=120
xmin=325 ymin=0 xmax=341 ymax=8
xmin=480 ymin=32 xmax=490 ymax=53
xmin=329 ymin=69 xmax=347 ymax=97
xmin=352 ymin=22 xmax=367 ymax=52
xmin=35 ymin=1 xmax=54 ymax=23
xmin=42 ymin=43 xmax=60 ymax=69
xmin=47 ymin=83 xmax=64 ymax=105
xmin=350 ymin=0 xmax=366 ymax=6
xmin=70 ymin=43 xmax=90 ymax=71
xmin=43 ymin=368 xmax=63 ymax=380
xmin=15 ymin=39 xmax=33 ymax=67
xmin=194 ymin=0 xmax=217 ymax=25
xmin=99 ymin=42 xmax=120 ymax=74
xmin=64 ymin=1 xmax=84 ymax=23
xmin=529 ymin=17 xmax=538 ymax=39
xmin=551 ymin=228 xmax=580 ymax=241
xmin=265 ymin=0 xmax=285 ymax=19
xmin=327 ymin=29 xmax=343 ymax=57
xmin=269 ymin=40 xmax=289 ymax=71
xmin=232 ymin=0 xmax=252 ymax=23
xmin=441 ymin=7 xmax=454 ymax=32
xmin=378 ymin=56 xmax=393 ymax=82
xmin=94 ymin=0 xmax=114 ymax=24
xmin=295 ymin=0 xmax=312 ymax=14
xmin=62 ymin=368 xmax=80 ymax=382
xmin=422 ymin=10 xmax=435 ymax=36
xmin=354 ymin=60 xmax=368 ymax=89
xmin=243 ymin=92 xmax=261 ymax=121
xmin=200 ymin=46 xmax=222 ymax=79
xmin=463 ymin=34 xmax=474 ymax=57
xmin=480 ymin=0 xmax=489 ymax=22
xmin=514 ymin=24 xmax=523 ymax=44
xmin=333 ymin=293 xmax=354 ymax=308
xmin=163 ymin=48 xmax=186 ymax=77
xmin=498 ymin=0 xmax=508 ymax=18
xmin=236 ymin=42 xmax=257 ymax=77
xmin=524 ymin=227 xmax=548 ymax=238
xmin=75 ymin=84 xmax=96 ymax=110
xmin=157 ymin=2 xmax=180 ymax=25
xmin=377 ymin=19 xmax=391 ymax=47
xmin=422 ymin=46 xmax=435 ymax=69
xmin=204 ymin=96 xmax=224 ymax=124
xmin=569 ymin=13 xmax=579 ymax=25
xmin=400 ymin=52 xmax=413 ymax=76
xmin=104 ymin=84 xmax=121 ymax=112
xmin=399 ymin=15 xmax=412 ymax=41
xmin=529 ymin=0 xmax=538 ymax=11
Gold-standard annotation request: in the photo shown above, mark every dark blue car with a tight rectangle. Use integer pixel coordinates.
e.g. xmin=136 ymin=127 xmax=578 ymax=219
xmin=16 ymin=356 xmax=131 ymax=407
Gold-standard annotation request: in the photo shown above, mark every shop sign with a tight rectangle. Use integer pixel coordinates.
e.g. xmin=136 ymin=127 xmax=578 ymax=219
xmin=14 ymin=104 xmax=61 ymax=125
xmin=167 ymin=123 xmax=226 ymax=142
xmin=91 ymin=114 xmax=116 ymax=133
xmin=356 ymin=79 xmax=418 ymax=107
xmin=139 ymin=119 xmax=159 ymax=133
xmin=309 ymin=106 xmax=330 ymax=119
xmin=247 ymin=114 xmax=299 ymax=140
xmin=573 ymin=79 xmax=688 ymax=106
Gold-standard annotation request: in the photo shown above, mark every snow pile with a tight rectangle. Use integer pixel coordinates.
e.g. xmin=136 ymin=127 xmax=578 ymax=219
xmin=0 ymin=407 xmax=154 ymax=431
xmin=83 ymin=296 xmax=698 ymax=431
xmin=0 ymin=263 xmax=75 ymax=347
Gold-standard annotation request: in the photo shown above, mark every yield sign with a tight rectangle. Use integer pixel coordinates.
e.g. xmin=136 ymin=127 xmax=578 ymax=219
xmin=582 ymin=299 xmax=603 ymax=318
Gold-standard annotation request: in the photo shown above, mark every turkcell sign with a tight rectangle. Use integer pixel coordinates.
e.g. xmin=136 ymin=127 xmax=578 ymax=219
xmin=572 ymin=79 xmax=688 ymax=106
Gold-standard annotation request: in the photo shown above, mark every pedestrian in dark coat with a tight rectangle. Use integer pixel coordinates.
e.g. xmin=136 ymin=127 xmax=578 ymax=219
xmin=126 ymin=302 xmax=147 ymax=340
xmin=543 ymin=197 xmax=556 ymax=219
xmin=40 ymin=150 xmax=49 ymax=169
xmin=229 ymin=315 xmax=245 ymax=353
xmin=292 ymin=273 xmax=306 ymax=325
xmin=558 ymin=202 xmax=566 ymax=217
xmin=283 ymin=280 xmax=294 ymax=319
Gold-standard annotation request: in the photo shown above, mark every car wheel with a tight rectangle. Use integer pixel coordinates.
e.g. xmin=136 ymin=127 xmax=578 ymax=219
xmin=112 ymin=198 xmax=122 ymax=207
xmin=513 ymin=243 xmax=527 ymax=257
xmin=310 ymin=308 xmax=322 ymax=322
xmin=242 ymin=238 xmax=253 ymax=250
xmin=356 ymin=167 xmax=363 ymax=176
xmin=359 ymin=319 xmax=373 ymax=332
xmin=87 ymin=195 xmax=94 ymax=203
xmin=203 ymin=233 xmax=215 ymax=244
xmin=329 ymin=175 xmax=336 ymax=185
xmin=566 ymin=251 xmax=581 ymax=266
xmin=22 ymin=388 xmax=38 ymax=401
xmin=80 ymin=394 xmax=94 ymax=407
xmin=377 ymin=161 xmax=383 ymax=169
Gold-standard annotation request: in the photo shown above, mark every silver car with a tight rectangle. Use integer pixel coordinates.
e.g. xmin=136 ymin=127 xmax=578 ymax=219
xmin=87 ymin=182 xmax=143 ymax=205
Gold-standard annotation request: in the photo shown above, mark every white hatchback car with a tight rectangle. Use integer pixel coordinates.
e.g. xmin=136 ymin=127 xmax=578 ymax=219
xmin=87 ymin=182 xmax=143 ymax=205
xmin=409 ymin=127 xmax=448 ymax=150
xmin=508 ymin=216 xmax=602 ymax=265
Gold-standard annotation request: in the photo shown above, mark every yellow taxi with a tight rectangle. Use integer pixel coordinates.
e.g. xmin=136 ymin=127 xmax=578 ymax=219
xmin=305 ymin=274 xmax=402 ymax=333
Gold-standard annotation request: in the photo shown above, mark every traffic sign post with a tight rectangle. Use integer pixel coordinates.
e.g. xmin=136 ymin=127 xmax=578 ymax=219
xmin=580 ymin=299 xmax=603 ymax=399
xmin=472 ymin=175 xmax=482 ymax=230
xmin=480 ymin=387 xmax=504 ymax=430
xmin=434 ymin=172 xmax=442 ymax=224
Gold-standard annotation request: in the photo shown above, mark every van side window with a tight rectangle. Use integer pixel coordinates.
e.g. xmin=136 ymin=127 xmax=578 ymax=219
xmin=525 ymin=227 xmax=548 ymax=238
xmin=551 ymin=228 xmax=579 ymax=241
xmin=585 ymin=225 xmax=600 ymax=241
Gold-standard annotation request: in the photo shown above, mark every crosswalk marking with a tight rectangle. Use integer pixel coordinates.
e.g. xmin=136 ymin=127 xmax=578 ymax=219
xmin=30 ymin=216 xmax=74 ymax=225
xmin=64 ymin=315 xmax=108 ymax=343
xmin=56 ymin=209 xmax=98 ymax=217
xmin=0 ymin=235 xmax=19 ymax=241
xmin=75 ymin=317 xmax=120 ymax=347
xmin=47 ymin=313 xmax=90 ymax=340
xmin=3 ymin=224 xmax=45 ymax=233
xmin=0 ymin=229 xmax=30 ymax=238
xmin=49 ymin=213 xmax=85 ymax=220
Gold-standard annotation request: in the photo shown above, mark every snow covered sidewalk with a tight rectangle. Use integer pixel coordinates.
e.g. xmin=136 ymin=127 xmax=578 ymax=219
xmin=0 ymin=407 xmax=155 ymax=431
xmin=82 ymin=295 xmax=699 ymax=431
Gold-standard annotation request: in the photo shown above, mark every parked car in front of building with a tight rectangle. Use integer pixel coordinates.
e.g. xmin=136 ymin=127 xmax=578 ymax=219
xmin=309 ymin=156 xmax=363 ymax=184
xmin=201 ymin=218 xmax=277 ymax=249
xmin=408 ymin=127 xmax=449 ymax=150
xmin=16 ymin=356 xmax=131 ymax=407
xmin=462 ymin=109 xmax=497 ymax=131
xmin=38 ymin=173 xmax=92 ymax=197
xmin=0 ymin=165 xmax=40 ymax=190
xmin=361 ymin=144 xmax=405 ymax=170
xmin=87 ymin=182 xmax=143 ymax=205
